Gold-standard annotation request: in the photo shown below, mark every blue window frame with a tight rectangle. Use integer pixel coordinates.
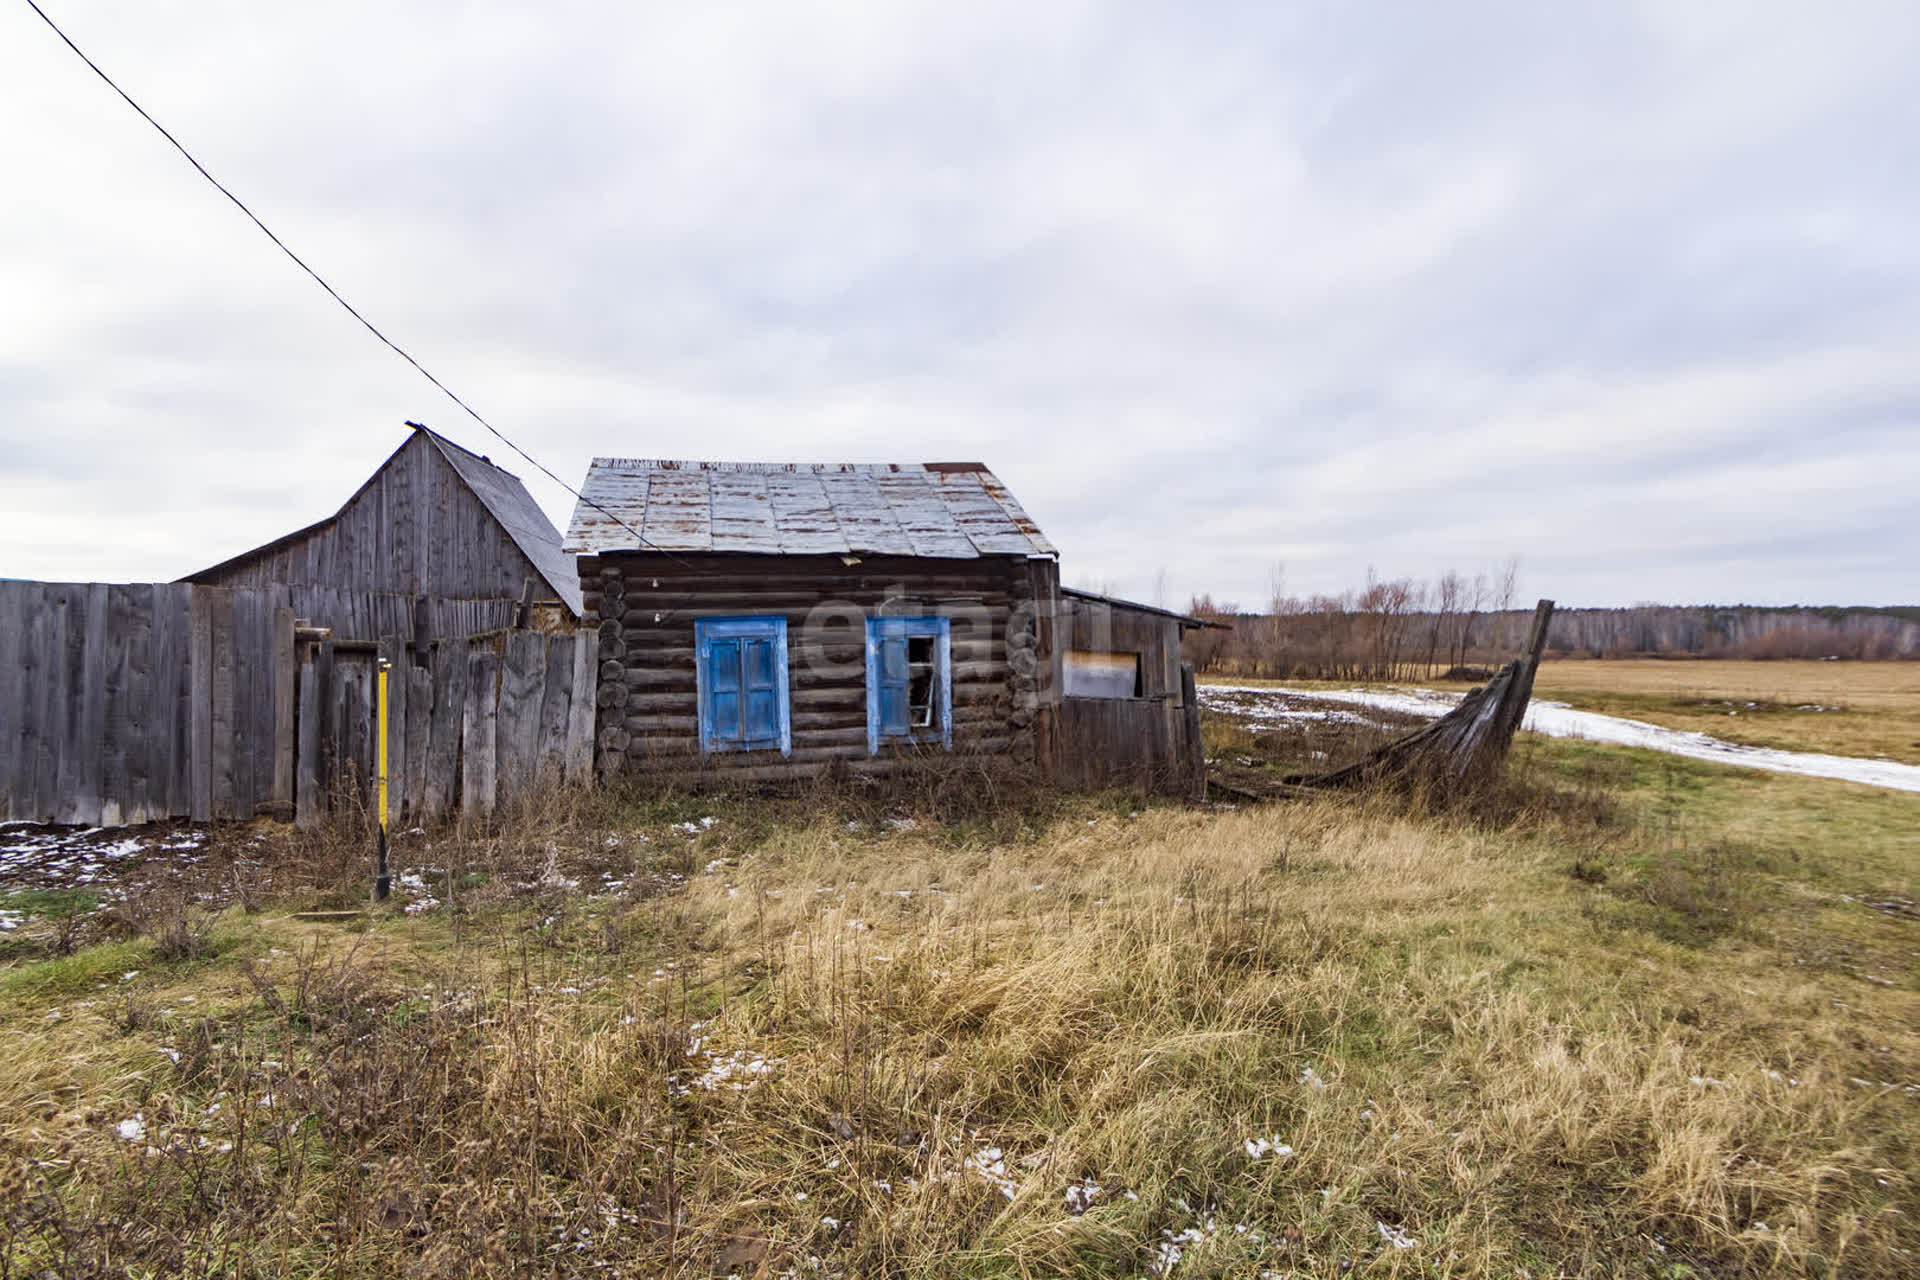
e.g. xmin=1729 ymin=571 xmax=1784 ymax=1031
xmin=695 ymin=617 xmax=791 ymax=755
xmin=865 ymin=616 xmax=952 ymax=754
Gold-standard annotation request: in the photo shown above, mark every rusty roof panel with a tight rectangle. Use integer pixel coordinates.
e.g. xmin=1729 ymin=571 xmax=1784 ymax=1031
xmin=817 ymin=469 xmax=917 ymax=556
xmin=877 ymin=470 xmax=977 ymax=558
xmin=563 ymin=459 xmax=1054 ymax=558
xmin=708 ymin=469 xmax=778 ymax=552
xmin=973 ymin=468 xmax=1057 ymax=555
xmin=640 ymin=468 xmax=713 ymax=551
xmin=763 ymin=470 xmax=848 ymax=554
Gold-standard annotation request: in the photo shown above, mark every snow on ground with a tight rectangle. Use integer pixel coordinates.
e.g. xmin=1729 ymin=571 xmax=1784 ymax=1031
xmin=1200 ymin=684 xmax=1920 ymax=795
xmin=0 ymin=822 xmax=208 ymax=886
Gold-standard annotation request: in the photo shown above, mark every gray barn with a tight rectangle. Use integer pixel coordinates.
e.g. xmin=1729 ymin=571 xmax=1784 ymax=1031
xmin=185 ymin=424 xmax=581 ymax=635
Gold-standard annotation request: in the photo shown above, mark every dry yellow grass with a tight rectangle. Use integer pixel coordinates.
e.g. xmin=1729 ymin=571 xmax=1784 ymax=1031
xmin=1529 ymin=659 xmax=1920 ymax=764
xmin=0 ymin=749 xmax=1914 ymax=1278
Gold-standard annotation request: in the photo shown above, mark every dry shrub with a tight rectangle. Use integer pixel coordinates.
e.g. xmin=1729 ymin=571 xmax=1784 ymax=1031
xmin=110 ymin=887 xmax=217 ymax=962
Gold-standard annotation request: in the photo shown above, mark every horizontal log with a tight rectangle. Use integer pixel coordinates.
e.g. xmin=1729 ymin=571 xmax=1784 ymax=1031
xmin=625 ymin=713 xmax=699 ymax=734
xmin=625 ymin=690 xmax=696 ymax=714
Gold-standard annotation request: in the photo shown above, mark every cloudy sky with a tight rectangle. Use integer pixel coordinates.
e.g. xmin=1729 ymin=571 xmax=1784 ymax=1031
xmin=3 ymin=1 xmax=1915 ymax=610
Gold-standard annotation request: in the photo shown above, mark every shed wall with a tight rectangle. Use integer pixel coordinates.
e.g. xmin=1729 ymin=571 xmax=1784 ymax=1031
xmin=1054 ymin=597 xmax=1204 ymax=795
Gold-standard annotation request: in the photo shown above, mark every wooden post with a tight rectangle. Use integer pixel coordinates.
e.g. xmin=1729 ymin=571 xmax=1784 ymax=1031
xmin=269 ymin=605 xmax=297 ymax=819
xmin=295 ymin=641 xmax=322 ymax=828
xmin=379 ymin=636 xmax=407 ymax=823
xmin=374 ymin=656 xmax=391 ymax=899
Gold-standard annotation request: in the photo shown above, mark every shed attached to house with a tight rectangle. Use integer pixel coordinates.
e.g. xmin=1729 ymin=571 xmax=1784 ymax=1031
xmin=1054 ymin=588 xmax=1223 ymax=797
xmin=182 ymin=424 xmax=581 ymax=639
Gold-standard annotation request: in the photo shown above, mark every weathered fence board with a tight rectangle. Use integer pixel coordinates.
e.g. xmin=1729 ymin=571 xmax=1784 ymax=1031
xmin=425 ymin=637 xmax=467 ymax=818
xmin=2 ymin=581 xmax=596 ymax=829
xmin=404 ymin=664 xmax=431 ymax=820
xmin=1291 ymin=600 xmax=1557 ymax=791
xmin=271 ymin=605 xmax=295 ymax=817
xmin=461 ymin=648 xmax=500 ymax=818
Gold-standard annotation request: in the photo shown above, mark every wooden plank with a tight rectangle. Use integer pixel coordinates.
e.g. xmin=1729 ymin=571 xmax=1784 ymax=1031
xmin=270 ymin=605 xmax=297 ymax=817
xmin=59 ymin=584 xmax=110 ymax=826
xmin=147 ymin=584 xmax=182 ymax=819
xmin=110 ymin=584 xmax=154 ymax=824
xmin=425 ymin=638 xmax=468 ymax=819
xmin=189 ymin=587 xmax=214 ymax=822
xmin=27 ymin=587 xmax=68 ymax=823
xmin=495 ymin=630 xmax=545 ymax=801
xmin=249 ymin=593 xmax=278 ymax=817
xmin=210 ymin=591 xmax=241 ymax=821
xmin=0 ymin=582 xmax=28 ymax=820
xmin=314 ymin=637 xmax=337 ymax=809
xmin=227 ymin=590 xmax=255 ymax=820
xmin=536 ymin=635 xmax=575 ymax=786
xmin=460 ymin=647 xmax=499 ymax=818
xmin=295 ymin=645 xmax=322 ymax=828
xmin=344 ymin=657 xmax=373 ymax=812
xmin=404 ymin=663 xmax=432 ymax=822
xmin=9 ymin=582 xmax=53 ymax=821
xmin=330 ymin=643 xmax=352 ymax=804
xmin=379 ymin=635 xmax=406 ymax=824
xmin=564 ymin=629 xmax=598 ymax=785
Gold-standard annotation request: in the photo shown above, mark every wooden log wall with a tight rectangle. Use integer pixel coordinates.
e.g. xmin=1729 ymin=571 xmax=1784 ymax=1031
xmin=0 ymin=581 xmax=292 ymax=825
xmin=580 ymin=552 xmax=1052 ymax=784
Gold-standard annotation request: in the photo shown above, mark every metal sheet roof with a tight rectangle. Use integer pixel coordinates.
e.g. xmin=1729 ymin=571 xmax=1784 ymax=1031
xmin=564 ymin=460 xmax=1057 ymax=559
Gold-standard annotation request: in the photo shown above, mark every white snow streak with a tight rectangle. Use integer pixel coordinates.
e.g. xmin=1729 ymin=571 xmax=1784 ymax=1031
xmin=1201 ymin=685 xmax=1920 ymax=793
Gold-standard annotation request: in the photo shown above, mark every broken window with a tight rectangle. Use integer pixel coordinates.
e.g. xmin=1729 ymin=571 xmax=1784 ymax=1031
xmin=866 ymin=617 xmax=951 ymax=751
xmin=1064 ymin=650 xmax=1144 ymax=699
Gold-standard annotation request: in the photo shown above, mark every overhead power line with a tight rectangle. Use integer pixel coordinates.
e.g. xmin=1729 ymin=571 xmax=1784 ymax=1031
xmin=22 ymin=0 xmax=677 ymax=564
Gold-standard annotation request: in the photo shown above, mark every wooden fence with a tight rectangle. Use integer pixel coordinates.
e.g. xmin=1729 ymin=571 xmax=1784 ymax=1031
xmin=294 ymin=628 xmax=598 ymax=827
xmin=0 ymin=580 xmax=595 ymax=828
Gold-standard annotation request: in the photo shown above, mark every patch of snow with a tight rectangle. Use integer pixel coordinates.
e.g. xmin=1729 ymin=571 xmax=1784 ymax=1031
xmin=1377 ymin=1221 xmax=1419 ymax=1250
xmin=1202 ymin=683 xmax=1920 ymax=793
xmin=1065 ymin=1177 xmax=1102 ymax=1215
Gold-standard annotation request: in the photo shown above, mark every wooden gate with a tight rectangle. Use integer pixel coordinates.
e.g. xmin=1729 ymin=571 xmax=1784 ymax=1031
xmin=293 ymin=628 xmax=598 ymax=827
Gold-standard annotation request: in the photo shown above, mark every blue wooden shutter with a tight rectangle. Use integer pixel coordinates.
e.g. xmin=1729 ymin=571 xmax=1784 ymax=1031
xmin=705 ymin=636 xmax=742 ymax=748
xmin=877 ymin=633 xmax=911 ymax=736
xmin=742 ymin=635 xmax=780 ymax=746
xmin=697 ymin=617 xmax=791 ymax=755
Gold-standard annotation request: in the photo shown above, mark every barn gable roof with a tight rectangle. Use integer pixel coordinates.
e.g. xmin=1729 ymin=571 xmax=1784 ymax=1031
xmin=563 ymin=460 xmax=1057 ymax=560
xmin=425 ymin=432 xmax=583 ymax=614
xmin=184 ymin=427 xmax=582 ymax=615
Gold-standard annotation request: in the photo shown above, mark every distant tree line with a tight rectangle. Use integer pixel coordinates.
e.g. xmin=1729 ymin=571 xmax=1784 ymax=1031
xmin=1184 ymin=567 xmax=1919 ymax=679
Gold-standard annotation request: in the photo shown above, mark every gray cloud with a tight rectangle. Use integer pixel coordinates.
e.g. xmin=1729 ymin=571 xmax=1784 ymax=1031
xmin=2 ymin=0 xmax=1916 ymax=608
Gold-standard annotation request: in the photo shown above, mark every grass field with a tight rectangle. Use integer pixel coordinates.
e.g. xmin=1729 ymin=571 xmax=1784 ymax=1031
xmin=0 ymin=731 xmax=1915 ymax=1276
xmin=1528 ymin=660 xmax=1920 ymax=766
